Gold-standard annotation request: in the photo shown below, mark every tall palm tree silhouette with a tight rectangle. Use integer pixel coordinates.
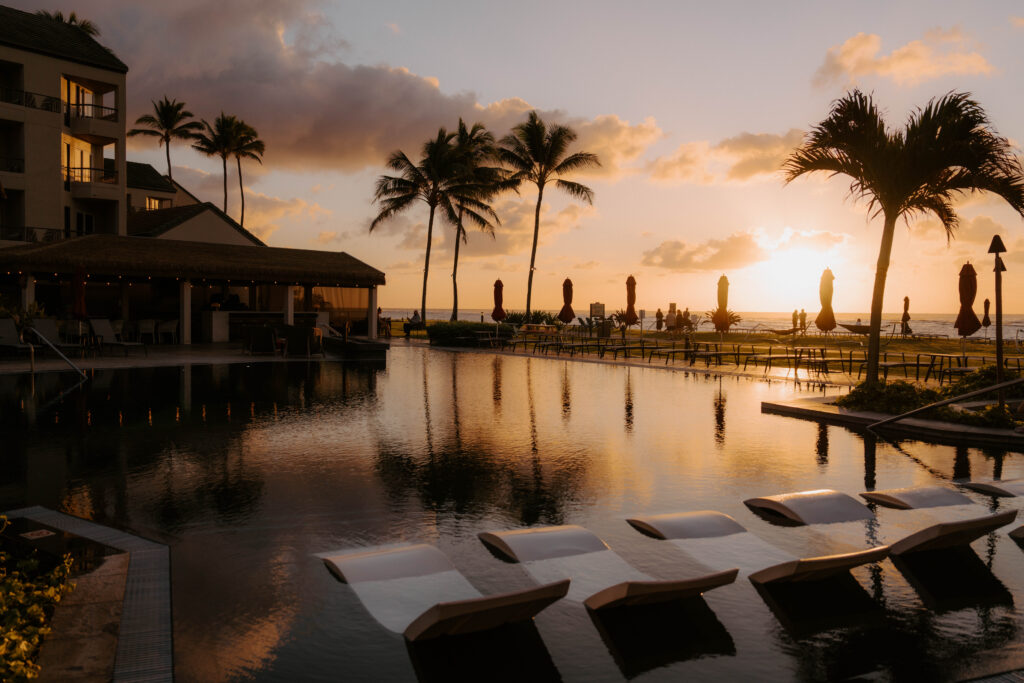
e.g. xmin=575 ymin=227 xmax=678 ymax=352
xmin=192 ymin=113 xmax=241 ymax=215
xmin=231 ymin=121 xmax=264 ymax=227
xmin=128 ymin=97 xmax=203 ymax=181
xmin=499 ymin=111 xmax=600 ymax=316
xmin=785 ymin=91 xmax=1024 ymax=384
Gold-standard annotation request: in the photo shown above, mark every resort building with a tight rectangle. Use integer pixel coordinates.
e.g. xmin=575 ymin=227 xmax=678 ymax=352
xmin=0 ymin=5 xmax=384 ymax=342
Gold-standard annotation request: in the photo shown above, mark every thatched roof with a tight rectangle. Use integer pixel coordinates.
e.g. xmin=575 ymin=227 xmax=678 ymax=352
xmin=0 ymin=6 xmax=128 ymax=74
xmin=0 ymin=235 xmax=385 ymax=287
xmin=126 ymin=202 xmax=264 ymax=245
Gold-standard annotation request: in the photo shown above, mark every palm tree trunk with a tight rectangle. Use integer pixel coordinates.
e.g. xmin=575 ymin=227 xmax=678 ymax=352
xmin=165 ymin=139 xmax=172 ymax=181
xmin=525 ymin=184 xmax=544 ymax=317
xmin=421 ymin=201 xmax=436 ymax=324
xmin=221 ymin=156 xmax=228 ymax=214
xmin=451 ymin=208 xmax=464 ymax=321
xmin=865 ymin=212 xmax=897 ymax=385
xmin=237 ymin=156 xmax=245 ymax=227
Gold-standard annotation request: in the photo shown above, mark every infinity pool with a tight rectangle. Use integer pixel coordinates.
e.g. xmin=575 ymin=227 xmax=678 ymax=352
xmin=2 ymin=346 xmax=1023 ymax=681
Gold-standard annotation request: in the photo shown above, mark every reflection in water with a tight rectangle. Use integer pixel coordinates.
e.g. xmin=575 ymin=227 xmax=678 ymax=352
xmin=624 ymin=370 xmax=633 ymax=433
xmin=862 ymin=432 xmax=877 ymax=491
xmin=562 ymin=364 xmax=571 ymax=421
xmin=816 ymin=423 xmax=829 ymax=467
xmin=2 ymin=351 xmax=1023 ymax=681
xmin=953 ymin=445 xmax=972 ymax=480
xmin=713 ymin=380 xmax=725 ymax=447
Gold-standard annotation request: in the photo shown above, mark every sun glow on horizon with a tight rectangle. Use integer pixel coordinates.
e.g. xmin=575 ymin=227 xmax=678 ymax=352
xmin=744 ymin=246 xmax=847 ymax=312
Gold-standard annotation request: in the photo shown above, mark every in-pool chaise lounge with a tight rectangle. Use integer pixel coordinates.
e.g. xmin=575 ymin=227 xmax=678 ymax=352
xmin=477 ymin=525 xmax=738 ymax=610
xmin=962 ymin=479 xmax=1024 ymax=498
xmin=321 ymin=543 xmax=569 ymax=641
xmin=625 ymin=510 xmax=888 ymax=585
xmin=744 ymin=488 xmax=1017 ymax=556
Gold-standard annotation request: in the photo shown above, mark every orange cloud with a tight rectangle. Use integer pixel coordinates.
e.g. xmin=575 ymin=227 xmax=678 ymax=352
xmin=647 ymin=129 xmax=803 ymax=184
xmin=814 ymin=29 xmax=994 ymax=87
xmin=642 ymin=229 xmax=846 ymax=273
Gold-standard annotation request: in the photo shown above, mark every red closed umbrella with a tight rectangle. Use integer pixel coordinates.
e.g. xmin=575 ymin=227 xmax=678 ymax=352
xmin=982 ymin=298 xmax=991 ymax=329
xmin=558 ymin=278 xmax=575 ymax=324
xmin=954 ymin=263 xmax=981 ymax=337
xmin=712 ymin=274 xmax=730 ymax=332
xmin=815 ymin=268 xmax=836 ymax=332
xmin=491 ymin=280 xmax=506 ymax=322
xmin=625 ymin=276 xmax=639 ymax=326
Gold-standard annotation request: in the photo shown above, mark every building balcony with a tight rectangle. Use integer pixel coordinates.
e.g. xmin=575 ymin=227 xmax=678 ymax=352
xmin=65 ymin=102 xmax=119 ymax=143
xmin=0 ymin=156 xmax=24 ymax=172
xmin=0 ymin=86 xmax=62 ymax=113
xmin=0 ymin=225 xmax=67 ymax=243
xmin=64 ymin=166 xmax=121 ymax=201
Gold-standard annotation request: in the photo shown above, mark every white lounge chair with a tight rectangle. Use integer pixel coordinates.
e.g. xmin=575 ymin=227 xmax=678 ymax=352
xmin=320 ymin=543 xmax=569 ymax=641
xmin=625 ymin=510 xmax=888 ymax=585
xmin=478 ymin=525 xmax=737 ymax=610
xmin=962 ymin=479 xmax=1024 ymax=498
xmin=744 ymin=488 xmax=1018 ymax=556
xmin=90 ymin=318 xmax=146 ymax=356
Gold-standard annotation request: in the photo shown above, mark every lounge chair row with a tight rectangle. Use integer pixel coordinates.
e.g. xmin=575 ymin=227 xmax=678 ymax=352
xmin=320 ymin=485 xmax=1021 ymax=642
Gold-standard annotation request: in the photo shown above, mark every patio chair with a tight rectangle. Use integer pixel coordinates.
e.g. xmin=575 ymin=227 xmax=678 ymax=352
xmin=137 ymin=319 xmax=157 ymax=344
xmin=244 ymin=326 xmax=278 ymax=355
xmin=27 ymin=319 xmax=85 ymax=357
xmin=478 ymin=525 xmax=737 ymax=609
xmin=744 ymin=488 xmax=1017 ymax=556
xmin=89 ymin=318 xmax=147 ymax=356
xmin=283 ymin=325 xmax=325 ymax=358
xmin=625 ymin=510 xmax=888 ymax=585
xmin=157 ymin=319 xmax=179 ymax=344
xmin=0 ymin=317 xmax=34 ymax=356
xmin=320 ymin=543 xmax=569 ymax=641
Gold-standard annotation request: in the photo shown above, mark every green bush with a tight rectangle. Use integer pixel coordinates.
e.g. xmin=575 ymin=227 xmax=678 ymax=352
xmin=835 ymin=381 xmax=941 ymax=414
xmin=426 ymin=321 xmax=510 ymax=347
xmin=941 ymin=365 xmax=1024 ymax=399
xmin=503 ymin=310 xmax=559 ymax=326
xmin=0 ymin=517 xmax=75 ymax=682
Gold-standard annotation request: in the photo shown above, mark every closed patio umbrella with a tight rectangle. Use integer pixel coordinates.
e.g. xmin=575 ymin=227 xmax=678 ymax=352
xmin=491 ymin=280 xmax=506 ymax=322
xmin=712 ymin=274 xmax=730 ymax=332
xmin=954 ymin=263 xmax=981 ymax=337
xmin=815 ymin=268 xmax=836 ymax=332
xmin=558 ymin=278 xmax=575 ymax=324
xmin=625 ymin=275 xmax=639 ymax=326
xmin=982 ymin=298 xmax=991 ymax=329
xmin=902 ymin=296 xmax=911 ymax=325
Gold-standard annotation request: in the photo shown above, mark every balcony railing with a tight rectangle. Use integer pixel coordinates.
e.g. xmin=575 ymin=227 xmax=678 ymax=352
xmin=0 ymin=226 xmax=67 ymax=242
xmin=0 ymin=86 xmax=61 ymax=113
xmin=0 ymin=156 xmax=24 ymax=173
xmin=64 ymin=101 xmax=117 ymax=121
xmin=63 ymin=166 xmax=118 ymax=184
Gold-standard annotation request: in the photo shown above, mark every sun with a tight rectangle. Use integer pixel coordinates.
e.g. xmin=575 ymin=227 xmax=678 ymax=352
xmin=749 ymin=247 xmax=845 ymax=311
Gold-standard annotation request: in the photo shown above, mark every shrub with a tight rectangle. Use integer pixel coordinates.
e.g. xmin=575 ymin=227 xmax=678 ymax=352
xmin=503 ymin=310 xmax=559 ymax=326
xmin=426 ymin=321 xmax=510 ymax=347
xmin=835 ymin=381 xmax=941 ymax=414
xmin=0 ymin=517 xmax=75 ymax=682
xmin=941 ymin=365 xmax=1024 ymax=399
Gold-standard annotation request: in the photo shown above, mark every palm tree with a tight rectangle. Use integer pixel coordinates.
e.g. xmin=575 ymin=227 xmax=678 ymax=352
xmin=231 ymin=121 xmax=265 ymax=228
xmin=371 ymin=129 xmax=463 ymax=323
xmin=128 ymin=97 xmax=203 ymax=181
xmin=448 ymin=119 xmax=505 ymax=320
xmin=785 ymin=90 xmax=1024 ymax=384
xmin=499 ymin=111 xmax=600 ymax=316
xmin=35 ymin=10 xmax=100 ymax=36
xmin=192 ymin=113 xmax=240 ymax=214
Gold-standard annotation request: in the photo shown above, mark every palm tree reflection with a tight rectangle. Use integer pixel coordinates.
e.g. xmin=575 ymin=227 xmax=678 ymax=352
xmin=816 ymin=424 xmax=828 ymax=466
xmin=713 ymin=379 xmax=725 ymax=446
xmin=624 ymin=369 xmax=633 ymax=433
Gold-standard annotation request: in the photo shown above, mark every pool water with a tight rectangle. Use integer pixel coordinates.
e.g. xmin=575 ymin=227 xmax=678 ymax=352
xmin=2 ymin=346 xmax=1023 ymax=681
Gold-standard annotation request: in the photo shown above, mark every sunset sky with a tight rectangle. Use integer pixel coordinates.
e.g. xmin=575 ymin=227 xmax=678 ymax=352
xmin=17 ymin=1 xmax=1024 ymax=313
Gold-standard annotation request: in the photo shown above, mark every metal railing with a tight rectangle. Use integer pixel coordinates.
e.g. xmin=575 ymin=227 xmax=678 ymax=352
xmin=0 ymin=156 xmax=24 ymax=172
xmin=0 ymin=86 xmax=62 ymax=113
xmin=64 ymin=101 xmax=117 ymax=121
xmin=868 ymin=376 xmax=1024 ymax=430
xmin=63 ymin=166 xmax=118 ymax=184
xmin=24 ymin=327 xmax=88 ymax=379
xmin=0 ymin=225 xmax=68 ymax=242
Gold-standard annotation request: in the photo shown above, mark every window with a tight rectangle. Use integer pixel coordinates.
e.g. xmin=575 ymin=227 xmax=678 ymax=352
xmin=145 ymin=196 xmax=171 ymax=210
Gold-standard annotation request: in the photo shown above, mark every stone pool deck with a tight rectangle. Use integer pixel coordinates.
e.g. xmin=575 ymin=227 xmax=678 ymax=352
xmin=4 ymin=507 xmax=172 ymax=682
xmin=761 ymin=395 xmax=1024 ymax=448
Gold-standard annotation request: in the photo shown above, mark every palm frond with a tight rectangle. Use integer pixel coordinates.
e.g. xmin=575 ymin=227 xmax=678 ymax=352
xmin=555 ymin=179 xmax=594 ymax=204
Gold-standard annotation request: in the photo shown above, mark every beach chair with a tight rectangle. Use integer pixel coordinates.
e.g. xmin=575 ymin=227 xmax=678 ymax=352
xmin=961 ymin=479 xmax=1024 ymax=497
xmin=137 ymin=319 xmax=157 ymax=344
xmin=625 ymin=510 xmax=888 ymax=585
xmin=27 ymin=319 xmax=85 ymax=357
xmin=478 ymin=524 xmax=738 ymax=609
xmin=89 ymin=318 xmax=147 ymax=356
xmin=745 ymin=488 xmax=1017 ymax=556
xmin=157 ymin=319 xmax=179 ymax=344
xmin=0 ymin=317 xmax=35 ymax=356
xmin=320 ymin=543 xmax=569 ymax=641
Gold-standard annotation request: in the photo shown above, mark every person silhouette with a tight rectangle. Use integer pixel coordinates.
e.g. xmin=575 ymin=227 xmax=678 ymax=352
xmin=799 ymin=308 xmax=807 ymax=333
xmin=792 ymin=309 xmax=798 ymax=331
